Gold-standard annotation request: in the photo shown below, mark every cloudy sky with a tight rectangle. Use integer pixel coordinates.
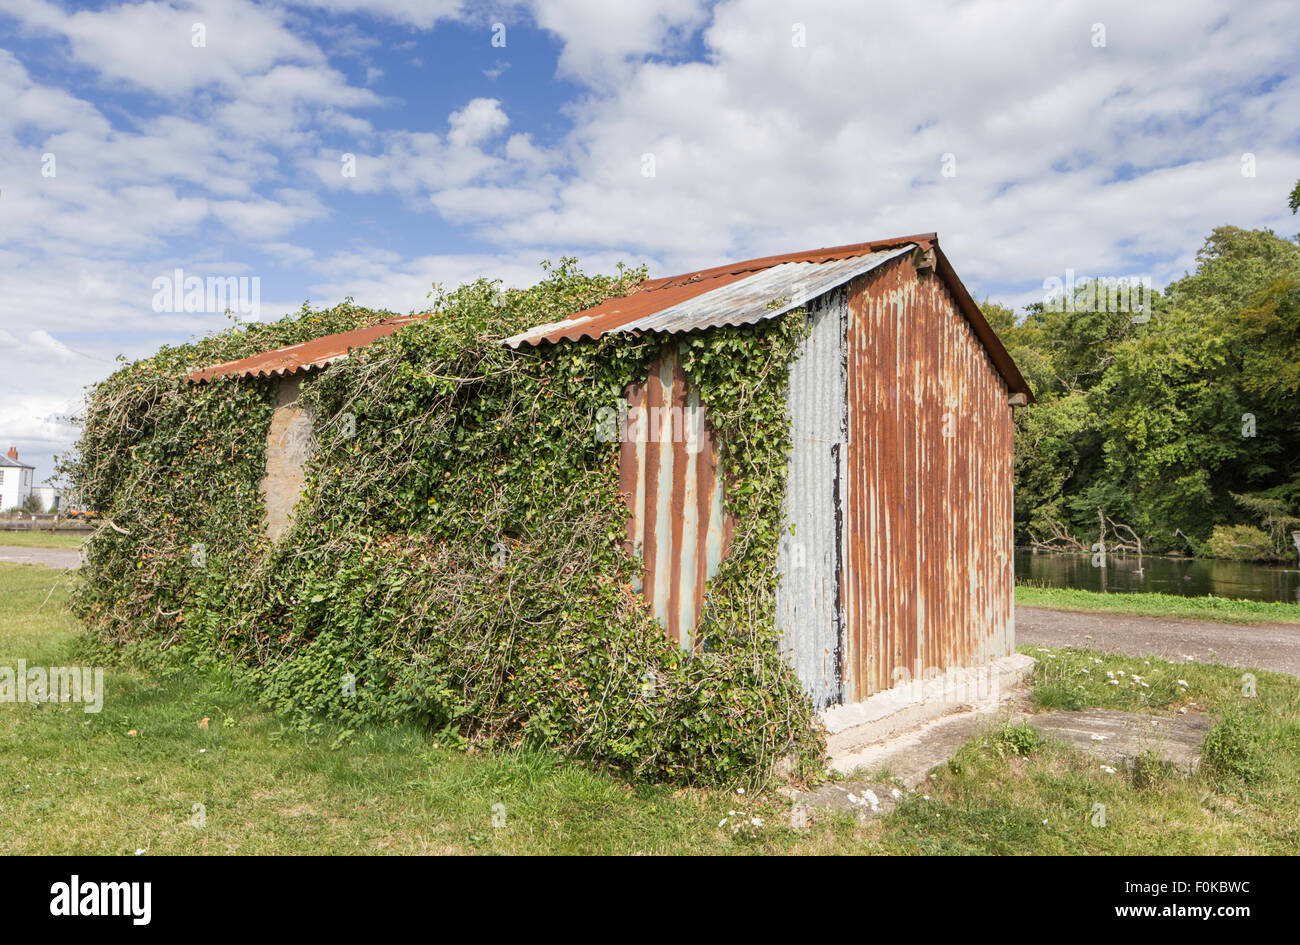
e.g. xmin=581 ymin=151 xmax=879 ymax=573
xmin=2 ymin=0 xmax=1298 ymax=484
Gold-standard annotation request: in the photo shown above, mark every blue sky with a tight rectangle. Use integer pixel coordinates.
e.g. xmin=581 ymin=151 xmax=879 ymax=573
xmin=2 ymin=0 xmax=1299 ymax=485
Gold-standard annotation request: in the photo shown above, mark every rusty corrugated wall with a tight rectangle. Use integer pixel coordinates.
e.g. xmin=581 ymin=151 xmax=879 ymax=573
xmin=841 ymin=254 xmax=1015 ymax=701
xmin=619 ymin=345 xmax=730 ymax=648
xmin=775 ymin=290 xmax=847 ymax=708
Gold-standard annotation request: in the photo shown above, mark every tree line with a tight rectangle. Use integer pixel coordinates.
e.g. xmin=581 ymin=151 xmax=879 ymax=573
xmin=989 ymin=190 xmax=1300 ymax=562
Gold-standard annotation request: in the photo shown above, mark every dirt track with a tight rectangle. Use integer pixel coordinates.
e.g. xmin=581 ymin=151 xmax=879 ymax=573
xmin=1018 ymin=606 xmax=1300 ymax=677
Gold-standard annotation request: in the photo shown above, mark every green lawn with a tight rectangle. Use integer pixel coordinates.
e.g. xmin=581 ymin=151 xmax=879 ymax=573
xmin=2 ymin=561 xmax=1298 ymax=854
xmin=0 ymin=530 xmax=89 ymax=550
xmin=1017 ymin=584 xmax=1300 ymax=625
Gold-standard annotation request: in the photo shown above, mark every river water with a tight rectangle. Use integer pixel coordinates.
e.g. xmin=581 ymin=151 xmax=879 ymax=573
xmin=1014 ymin=548 xmax=1300 ymax=604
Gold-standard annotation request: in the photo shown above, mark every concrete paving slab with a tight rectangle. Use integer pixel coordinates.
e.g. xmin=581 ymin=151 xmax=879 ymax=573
xmin=1018 ymin=707 xmax=1211 ymax=772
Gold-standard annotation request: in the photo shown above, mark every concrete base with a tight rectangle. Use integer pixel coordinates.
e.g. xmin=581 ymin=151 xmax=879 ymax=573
xmin=823 ymin=653 xmax=1037 ymax=763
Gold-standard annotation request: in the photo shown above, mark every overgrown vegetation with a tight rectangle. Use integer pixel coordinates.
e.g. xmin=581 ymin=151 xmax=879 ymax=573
xmin=996 ymin=225 xmax=1300 ymax=558
xmin=61 ymin=261 xmax=821 ymax=785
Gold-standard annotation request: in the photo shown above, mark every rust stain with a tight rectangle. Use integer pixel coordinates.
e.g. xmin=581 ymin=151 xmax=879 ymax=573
xmin=619 ymin=345 xmax=730 ymax=648
xmin=186 ymin=316 xmax=425 ymax=383
xmin=842 ymin=253 xmax=1015 ymax=700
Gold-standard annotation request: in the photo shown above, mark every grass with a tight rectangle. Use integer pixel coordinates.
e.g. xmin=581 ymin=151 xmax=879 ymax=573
xmin=0 ymin=530 xmax=89 ymax=549
xmin=1016 ymin=584 xmax=1300 ymax=625
xmin=2 ymin=561 xmax=1298 ymax=854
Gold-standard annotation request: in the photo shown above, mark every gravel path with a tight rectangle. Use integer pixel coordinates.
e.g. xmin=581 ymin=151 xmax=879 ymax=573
xmin=0 ymin=546 xmax=82 ymax=569
xmin=1018 ymin=605 xmax=1300 ymax=677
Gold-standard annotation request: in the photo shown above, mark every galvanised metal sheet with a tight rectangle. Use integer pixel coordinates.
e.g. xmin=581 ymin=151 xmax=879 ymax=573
xmin=502 ymin=235 xmax=943 ymax=350
xmin=775 ymin=289 xmax=848 ymax=708
xmin=611 ymin=247 xmax=916 ymax=338
xmin=504 ymin=247 xmax=916 ymax=349
xmin=618 ymin=345 xmax=729 ymax=648
xmin=842 ymin=253 xmax=1016 ymax=701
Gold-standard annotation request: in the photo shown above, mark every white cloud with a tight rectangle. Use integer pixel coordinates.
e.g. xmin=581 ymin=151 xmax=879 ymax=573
xmin=447 ymin=97 xmax=509 ymax=147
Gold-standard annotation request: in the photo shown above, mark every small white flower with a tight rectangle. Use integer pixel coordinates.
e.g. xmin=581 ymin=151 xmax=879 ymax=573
xmin=1036 ymin=648 xmax=1051 ymax=653
xmin=736 ymin=787 xmax=745 ymax=795
xmin=134 ymin=848 xmax=145 ymax=856
xmin=1106 ymin=671 xmax=1115 ymax=678
xmin=1100 ymin=765 xmax=1117 ymax=774
xmin=1177 ymin=680 xmax=1189 ymax=687
xmin=198 ymin=748 xmax=206 ymax=754
xmin=1108 ymin=679 xmax=1119 ymax=686
xmin=751 ymin=817 xmax=763 ymax=827
xmin=890 ymin=788 xmax=903 ymax=800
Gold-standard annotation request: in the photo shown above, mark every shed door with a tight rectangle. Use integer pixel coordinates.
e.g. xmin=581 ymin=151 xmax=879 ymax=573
xmin=618 ymin=345 xmax=729 ymax=649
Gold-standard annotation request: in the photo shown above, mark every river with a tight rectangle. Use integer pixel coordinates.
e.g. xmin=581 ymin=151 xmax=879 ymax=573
xmin=1014 ymin=548 xmax=1300 ymax=603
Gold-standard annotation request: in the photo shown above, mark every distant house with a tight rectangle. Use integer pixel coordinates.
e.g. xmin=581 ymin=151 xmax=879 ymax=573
xmin=32 ymin=485 xmax=63 ymax=512
xmin=1 ymin=447 xmax=35 ymax=510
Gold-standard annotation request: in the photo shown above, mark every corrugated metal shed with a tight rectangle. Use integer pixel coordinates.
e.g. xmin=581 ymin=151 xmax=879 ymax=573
xmin=186 ymin=316 xmax=424 ymax=383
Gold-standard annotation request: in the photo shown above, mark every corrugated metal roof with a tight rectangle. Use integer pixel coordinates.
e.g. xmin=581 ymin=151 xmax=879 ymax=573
xmin=186 ymin=316 xmax=424 ymax=383
xmin=603 ymin=247 xmax=914 ymax=337
xmin=503 ymin=233 xmax=1033 ymax=401
xmin=503 ymin=235 xmax=934 ymax=349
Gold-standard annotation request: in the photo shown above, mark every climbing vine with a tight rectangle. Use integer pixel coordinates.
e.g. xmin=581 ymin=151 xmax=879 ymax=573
xmin=64 ymin=260 xmax=822 ymax=784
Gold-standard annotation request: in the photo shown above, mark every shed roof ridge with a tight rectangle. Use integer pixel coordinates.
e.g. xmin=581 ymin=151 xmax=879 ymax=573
xmin=642 ymin=233 xmax=937 ymax=290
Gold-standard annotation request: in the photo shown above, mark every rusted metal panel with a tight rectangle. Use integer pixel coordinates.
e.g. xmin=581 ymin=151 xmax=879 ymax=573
xmin=842 ymin=253 xmax=1016 ymax=701
xmin=187 ymin=316 xmax=424 ymax=383
xmin=775 ymin=289 xmax=848 ymax=708
xmin=619 ymin=345 xmax=728 ymax=648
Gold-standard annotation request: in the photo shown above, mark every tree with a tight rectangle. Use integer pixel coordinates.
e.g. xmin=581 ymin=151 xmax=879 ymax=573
xmin=1007 ymin=226 xmax=1300 ymax=551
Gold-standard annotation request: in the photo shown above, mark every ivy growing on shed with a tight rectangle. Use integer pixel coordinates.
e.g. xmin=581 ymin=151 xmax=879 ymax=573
xmin=64 ymin=260 xmax=822 ymax=784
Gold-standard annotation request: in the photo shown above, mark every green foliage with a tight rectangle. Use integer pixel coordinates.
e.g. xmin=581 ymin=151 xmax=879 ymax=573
xmin=1203 ymin=525 xmax=1273 ymax=562
xmin=1203 ymin=708 xmax=1268 ymax=785
xmin=64 ymin=260 xmax=822 ymax=785
xmin=1004 ymin=227 xmax=1300 ymax=551
xmin=988 ymin=720 xmax=1043 ymax=759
